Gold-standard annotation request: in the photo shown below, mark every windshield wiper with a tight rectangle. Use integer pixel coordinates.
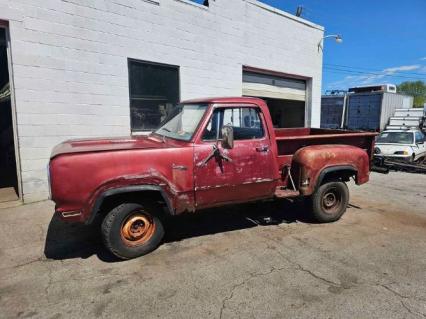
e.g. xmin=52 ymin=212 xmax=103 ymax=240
xmin=158 ymin=127 xmax=172 ymax=143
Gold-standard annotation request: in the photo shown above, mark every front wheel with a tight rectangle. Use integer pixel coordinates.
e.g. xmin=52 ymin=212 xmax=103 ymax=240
xmin=101 ymin=202 xmax=165 ymax=260
xmin=310 ymin=181 xmax=349 ymax=223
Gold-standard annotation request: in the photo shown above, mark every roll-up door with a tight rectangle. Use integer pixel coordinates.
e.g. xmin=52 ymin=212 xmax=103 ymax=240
xmin=242 ymin=71 xmax=306 ymax=101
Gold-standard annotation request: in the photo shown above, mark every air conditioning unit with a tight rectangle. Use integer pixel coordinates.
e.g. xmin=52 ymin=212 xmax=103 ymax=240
xmin=348 ymin=84 xmax=397 ymax=94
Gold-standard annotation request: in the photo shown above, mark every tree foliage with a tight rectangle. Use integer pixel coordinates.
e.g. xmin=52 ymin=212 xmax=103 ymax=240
xmin=397 ymin=81 xmax=426 ymax=108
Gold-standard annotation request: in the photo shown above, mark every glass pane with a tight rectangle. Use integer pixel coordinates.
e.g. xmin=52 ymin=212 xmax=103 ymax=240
xmin=129 ymin=60 xmax=179 ymax=131
xmin=415 ymin=132 xmax=424 ymax=142
xmin=202 ymin=109 xmax=220 ymax=140
xmin=377 ymin=132 xmax=414 ymax=144
xmin=130 ymin=99 xmax=171 ymax=131
xmin=202 ymin=108 xmax=264 ymax=141
xmin=155 ymin=104 xmax=208 ymax=141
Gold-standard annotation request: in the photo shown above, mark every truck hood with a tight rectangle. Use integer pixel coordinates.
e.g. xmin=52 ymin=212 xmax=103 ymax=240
xmin=50 ymin=134 xmax=175 ymax=159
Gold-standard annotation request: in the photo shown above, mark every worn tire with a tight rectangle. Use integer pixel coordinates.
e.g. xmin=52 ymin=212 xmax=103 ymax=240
xmin=101 ymin=202 xmax=165 ymax=260
xmin=310 ymin=181 xmax=349 ymax=223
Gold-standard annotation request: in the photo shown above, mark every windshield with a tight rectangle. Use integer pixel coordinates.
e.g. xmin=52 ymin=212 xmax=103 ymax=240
xmin=154 ymin=104 xmax=208 ymax=141
xmin=376 ymin=132 xmax=414 ymax=144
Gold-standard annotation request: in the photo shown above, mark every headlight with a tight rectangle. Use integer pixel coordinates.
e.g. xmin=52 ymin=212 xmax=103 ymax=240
xmin=394 ymin=150 xmax=409 ymax=155
xmin=374 ymin=147 xmax=381 ymax=154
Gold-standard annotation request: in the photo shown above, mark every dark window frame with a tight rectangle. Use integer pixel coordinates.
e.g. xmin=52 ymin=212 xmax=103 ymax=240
xmin=202 ymin=107 xmax=265 ymax=141
xmin=187 ymin=0 xmax=209 ymax=7
xmin=127 ymin=58 xmax=180 ymax=132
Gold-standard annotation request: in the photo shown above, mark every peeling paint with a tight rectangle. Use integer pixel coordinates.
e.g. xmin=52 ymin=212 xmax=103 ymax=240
xmin=50 ymin=101 xmax=375 ymax=225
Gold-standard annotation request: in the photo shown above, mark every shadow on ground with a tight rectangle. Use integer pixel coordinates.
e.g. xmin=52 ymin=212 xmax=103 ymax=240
xmin=44 ymin=199 xmax=316 ymax=262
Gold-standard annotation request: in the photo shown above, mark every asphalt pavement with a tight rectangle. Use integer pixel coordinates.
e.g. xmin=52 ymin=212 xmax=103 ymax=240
xmin=0 ymin=172 xmax=425 ymax=319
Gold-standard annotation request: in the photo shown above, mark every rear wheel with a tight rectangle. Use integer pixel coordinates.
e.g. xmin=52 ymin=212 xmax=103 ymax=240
xmin=310 ymin=181 xmax=349 ymax=223
xmin=101 ymin=202 xmax=164 ymax=260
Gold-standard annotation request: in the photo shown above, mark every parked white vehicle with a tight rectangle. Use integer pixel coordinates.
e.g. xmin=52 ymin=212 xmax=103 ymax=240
xmin=374 ymin=129 xmax=426 ymax=162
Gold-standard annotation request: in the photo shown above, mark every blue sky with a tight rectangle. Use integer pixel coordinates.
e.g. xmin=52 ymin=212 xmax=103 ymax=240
xmin=260 ymin=0 xmax=426 ymax=92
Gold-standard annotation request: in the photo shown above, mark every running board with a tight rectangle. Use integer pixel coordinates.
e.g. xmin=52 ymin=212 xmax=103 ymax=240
xmin=274 ymin=188 xmax=300 ymax=198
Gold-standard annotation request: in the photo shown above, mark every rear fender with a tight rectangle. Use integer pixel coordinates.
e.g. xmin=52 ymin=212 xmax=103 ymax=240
xmin=292 ymin=145 xmax=370 ymax=196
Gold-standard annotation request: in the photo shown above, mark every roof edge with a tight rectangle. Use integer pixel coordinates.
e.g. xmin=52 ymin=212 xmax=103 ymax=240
xmin=181 ymin=96 xmax=266 ymax=104
xmin=245 ymin=0 xmax=324 ymax=32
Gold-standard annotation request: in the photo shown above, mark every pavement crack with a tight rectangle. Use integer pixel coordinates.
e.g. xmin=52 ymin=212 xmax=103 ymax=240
xmin=380 ymin=284 xmax=426 ymax=302
xmin=12 ymin=257 xmax=45 ymax=269
xmin=44 ymin=266 xmax=53 ymax=304
xmin=378 ymin=284 xmax=426 ymax=318
xmin=294 ymin=263 xmax=339 ymax=286
xmin=218 ymin=267 xmax=286 ymax=319
xmin=259 ymin=235 xmax=340 ymax=287
xmin=401 ymin=301 xmax=426 ymax=318
xmin=219 ymin=281 xmax=245 ymax=319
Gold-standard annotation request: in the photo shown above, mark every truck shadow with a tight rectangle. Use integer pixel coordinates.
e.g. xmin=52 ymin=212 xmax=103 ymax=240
xmin=44 ymin=199 xmax=317 ymax=262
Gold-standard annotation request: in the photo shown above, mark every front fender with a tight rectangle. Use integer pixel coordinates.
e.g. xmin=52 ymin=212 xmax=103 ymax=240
xmin=83 ymin=171 xmax=194 ymax=224
xmin=292 ymin=144 xmax=370 ymax=196
xmin=86 ymin=184 xmax=174 ymax=224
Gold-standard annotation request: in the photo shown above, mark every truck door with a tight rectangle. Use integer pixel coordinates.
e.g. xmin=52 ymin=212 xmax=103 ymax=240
xmin=193 ymin=106 xmax=276 ymax=209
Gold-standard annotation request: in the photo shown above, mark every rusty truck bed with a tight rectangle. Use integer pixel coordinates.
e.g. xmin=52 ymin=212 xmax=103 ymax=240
xmin=275 ymin=128 xmax=378 ymax=168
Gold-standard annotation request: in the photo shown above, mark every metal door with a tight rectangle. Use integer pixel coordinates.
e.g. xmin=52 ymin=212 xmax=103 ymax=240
xmin=193 ymin=107 xmax=276 ymax=208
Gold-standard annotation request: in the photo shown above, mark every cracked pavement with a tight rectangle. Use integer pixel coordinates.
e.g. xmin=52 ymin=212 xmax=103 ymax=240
xmin=0 ymin=172 xmax=425 ymax=319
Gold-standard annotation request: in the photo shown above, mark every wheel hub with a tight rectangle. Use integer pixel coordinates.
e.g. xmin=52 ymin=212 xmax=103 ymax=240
xmin=321 ymin=187 xmax=342 ymax=214
xmin=121 ymin=213 xmax=155 ymax=246
xmin=323 ymin=192 xmax=337 ymax=208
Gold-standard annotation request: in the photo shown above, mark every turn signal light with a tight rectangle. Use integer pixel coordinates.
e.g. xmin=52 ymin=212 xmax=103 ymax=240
xmin=394 ymin=151 xmax=409 ymax=155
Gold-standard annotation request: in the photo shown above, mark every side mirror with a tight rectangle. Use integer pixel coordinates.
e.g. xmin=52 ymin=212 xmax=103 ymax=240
xmin=221 ymin=125 xmax=234 ymax=149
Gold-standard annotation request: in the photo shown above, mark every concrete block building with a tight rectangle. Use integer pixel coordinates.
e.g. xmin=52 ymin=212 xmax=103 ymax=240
xmin=0 ymin=0 xmax=324 ymax=203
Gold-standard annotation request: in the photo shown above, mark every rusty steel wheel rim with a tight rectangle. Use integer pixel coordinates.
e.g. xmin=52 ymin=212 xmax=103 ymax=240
xmin=120 ymin=212 xmax=156 ymax=246
xmin=321 ymin=188 xmax=341 ymax=214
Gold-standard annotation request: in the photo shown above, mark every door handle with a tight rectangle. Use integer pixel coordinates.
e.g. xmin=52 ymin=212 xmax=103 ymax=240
xmin=256 ymin=145 xmax=269 ymax=152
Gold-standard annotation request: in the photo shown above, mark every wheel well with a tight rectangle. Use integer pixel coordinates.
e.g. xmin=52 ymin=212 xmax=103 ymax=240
xmin=96 ymin=190 xmax=170 ymax=221
xmin=320 ymin=168 xmax=357 ymax=185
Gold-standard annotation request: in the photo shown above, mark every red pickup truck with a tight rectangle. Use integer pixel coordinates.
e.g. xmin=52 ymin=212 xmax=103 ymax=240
xmin=49 ymin=97 xmax=377 ymax=259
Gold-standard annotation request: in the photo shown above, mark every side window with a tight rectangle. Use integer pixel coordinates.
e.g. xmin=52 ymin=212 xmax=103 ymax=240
xmin=416 ymin=132 xmax=425 ymax=143
xmin=202 ymin=107 xmax=264 ymax=141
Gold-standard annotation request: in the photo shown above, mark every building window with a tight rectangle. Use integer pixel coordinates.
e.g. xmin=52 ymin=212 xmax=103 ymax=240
xmin=128 ymin=59 xmax=180 ymax=131
xmin=188 ymin=0 xmax=209 ymax=6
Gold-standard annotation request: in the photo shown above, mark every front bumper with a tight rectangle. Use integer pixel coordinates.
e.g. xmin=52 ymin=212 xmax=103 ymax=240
xmin=374 ymin=154 xmax=412 ymax=163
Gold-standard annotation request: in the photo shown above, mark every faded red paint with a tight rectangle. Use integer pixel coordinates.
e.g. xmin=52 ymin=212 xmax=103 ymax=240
xmin=292 ymin=145 xmax=371 ymax=195
xmin=49 ymin=97 xmax=376 ymax=223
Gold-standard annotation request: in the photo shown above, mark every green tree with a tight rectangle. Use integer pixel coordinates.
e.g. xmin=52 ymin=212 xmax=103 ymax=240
xmin=397 ymin=81 xmax=426 ymax=108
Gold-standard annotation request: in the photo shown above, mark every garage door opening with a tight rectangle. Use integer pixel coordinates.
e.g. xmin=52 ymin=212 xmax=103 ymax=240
xmin=242 ymin=68 xmax=307 ymax=128
xmin=0 ymin=26 xmax=19 ymax=203
xmin=263 ymin=98 xmax=305 ymax=128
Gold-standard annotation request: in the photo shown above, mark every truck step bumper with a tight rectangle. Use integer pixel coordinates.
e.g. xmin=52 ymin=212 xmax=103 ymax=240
xmin=274 ymin=188 xmax=300 ymax=198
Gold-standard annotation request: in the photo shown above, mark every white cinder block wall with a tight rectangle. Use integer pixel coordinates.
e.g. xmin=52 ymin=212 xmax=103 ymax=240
xmin=0 ymin=0 xmax=324 ymax=203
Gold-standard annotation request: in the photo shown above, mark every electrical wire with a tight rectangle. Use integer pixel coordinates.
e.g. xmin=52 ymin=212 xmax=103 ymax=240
xmin=324 ymin=63 xmax=426 ymax=78
xmin=324 ymin=66 xmax=426 ymax=81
